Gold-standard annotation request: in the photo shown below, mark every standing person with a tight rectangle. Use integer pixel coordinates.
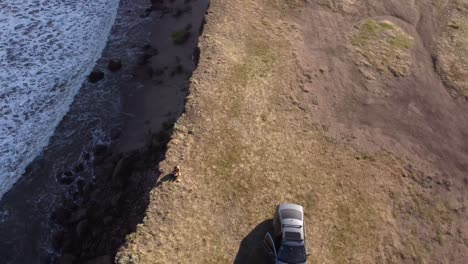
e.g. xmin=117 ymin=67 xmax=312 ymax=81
xmin=172 ymin=165 xmax=181 ymax=182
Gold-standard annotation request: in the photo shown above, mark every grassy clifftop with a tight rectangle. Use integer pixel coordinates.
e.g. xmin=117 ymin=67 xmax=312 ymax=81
xmin=115 ymin=0 xmax=466 ymax=263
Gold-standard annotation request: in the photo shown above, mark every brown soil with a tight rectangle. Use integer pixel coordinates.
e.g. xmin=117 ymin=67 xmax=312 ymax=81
xmin=114 ymin=0 xmax=468 ymax=263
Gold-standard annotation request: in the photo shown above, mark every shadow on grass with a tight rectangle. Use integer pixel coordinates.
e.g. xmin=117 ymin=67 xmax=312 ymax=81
xmin=234 ymin=219 xmax=273 ymax=264
xmin=156 ymin=173 xmax=178 ymax=186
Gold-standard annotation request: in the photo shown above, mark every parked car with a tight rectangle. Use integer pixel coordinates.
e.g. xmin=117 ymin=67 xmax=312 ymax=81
xmin=263 ymin=203 xmax=308 ymax=264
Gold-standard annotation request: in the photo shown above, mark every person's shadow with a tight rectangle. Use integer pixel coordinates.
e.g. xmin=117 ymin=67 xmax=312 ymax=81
xmin=234 ymin=219 xmax=274 ymax=264
xmin=156 ymin=173 xmax=177 ymax=186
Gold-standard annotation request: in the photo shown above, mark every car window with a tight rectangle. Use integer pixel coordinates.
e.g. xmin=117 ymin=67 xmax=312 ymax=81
xmin=278 ymin=245 xmax=306 ymax=264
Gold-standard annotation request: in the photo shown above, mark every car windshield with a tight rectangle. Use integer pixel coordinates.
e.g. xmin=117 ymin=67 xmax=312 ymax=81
xmin=277 ymin=244 xmax=306 ymax=264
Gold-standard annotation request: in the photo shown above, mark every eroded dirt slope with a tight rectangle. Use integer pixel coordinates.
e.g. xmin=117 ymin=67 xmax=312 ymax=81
xmin=116 ymin=0 xmax=468 ymax=263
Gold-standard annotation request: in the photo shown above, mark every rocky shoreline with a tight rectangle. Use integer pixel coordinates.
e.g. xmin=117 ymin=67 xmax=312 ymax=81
xmin=50 ymin=128 xmax=171 ymax=263
xmin=49 ymin=0 xmax=209 ymax=263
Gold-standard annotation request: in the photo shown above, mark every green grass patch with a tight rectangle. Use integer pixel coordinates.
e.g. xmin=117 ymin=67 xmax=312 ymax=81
xmin=171 ymin=29 xmax=191 ymax=45
xmin=352 ymin=19 xmax=414 ymax=76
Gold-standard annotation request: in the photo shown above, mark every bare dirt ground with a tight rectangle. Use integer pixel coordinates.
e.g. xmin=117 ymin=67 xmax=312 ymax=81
xmin=296 ymin=0 xmax=468 ymax=262
xmin=115 ymin=0 xmax=468 ymax=263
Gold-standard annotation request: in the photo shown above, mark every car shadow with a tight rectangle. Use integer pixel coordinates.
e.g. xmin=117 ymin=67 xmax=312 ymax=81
xmin=234 ymin=219 xmax=274 ymax=264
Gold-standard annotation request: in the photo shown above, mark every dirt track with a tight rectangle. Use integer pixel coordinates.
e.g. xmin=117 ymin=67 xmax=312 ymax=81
xmin=115 ymin=0 xmax=468 ymax=263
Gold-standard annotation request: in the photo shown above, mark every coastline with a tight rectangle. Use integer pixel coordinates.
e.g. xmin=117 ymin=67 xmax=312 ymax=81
xmin=2 ymin=0 xmax=466 ymax=263
xmin=0 ymin=0 xmax=121 ymax=200
xmin=50 ymin=0 xmax=210 ymax=262
xmin=1 ymin=0 xmax=153 ymax=262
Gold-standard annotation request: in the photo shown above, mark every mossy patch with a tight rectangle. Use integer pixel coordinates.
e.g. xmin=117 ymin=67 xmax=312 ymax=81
xmin=436 ymin=13 xmax=468 ymax=98
xmin=171 ymin=29 xmax=191 ymax=45
xmin=351 ymin=19 xmax=414 ymax=77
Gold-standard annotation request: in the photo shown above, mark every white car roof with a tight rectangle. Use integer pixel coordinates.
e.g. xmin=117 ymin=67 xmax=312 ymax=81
xmin=278 ymin=203 xmax=305 ymax=242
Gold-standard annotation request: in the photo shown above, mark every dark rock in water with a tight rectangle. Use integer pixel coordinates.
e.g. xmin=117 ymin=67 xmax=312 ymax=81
xmin=83 ymin=255 xmax=112 ymax=264
xmin=73 ymin=163 xmax=85 ymax=173
xmin=175 ymin=65 xmax=184 ymax=74
xmin=88 ymin=70 xmax=104 ymax=83
xmin=108 ymin=59 xmax=122 ymax=72
xmin=93 ymin=144 xmax=108 ymax=156
xmin=63 ymin=171 xmax=73 ymax=177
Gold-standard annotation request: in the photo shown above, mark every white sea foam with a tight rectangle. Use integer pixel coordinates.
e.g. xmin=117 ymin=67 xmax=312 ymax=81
xmin=0 ymin=0 xmax=120 ymax=199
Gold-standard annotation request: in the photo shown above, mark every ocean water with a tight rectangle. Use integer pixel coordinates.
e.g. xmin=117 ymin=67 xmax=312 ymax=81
xmin=0 ymin=0 xmax=121 ymax=199
xmin=0 ymin=0 xmax=152 ymax=261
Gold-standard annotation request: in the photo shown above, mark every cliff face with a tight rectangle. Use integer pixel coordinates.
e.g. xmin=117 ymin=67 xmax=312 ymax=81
xmin=115 ymin=0 xmax=468 ymax=263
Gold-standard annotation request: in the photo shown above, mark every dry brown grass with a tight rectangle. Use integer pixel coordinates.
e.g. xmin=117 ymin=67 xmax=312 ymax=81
xmin=115 ymin=0 xmax=458 ymax=263
xmin=351 ymin=19 xmax=414 ymax=77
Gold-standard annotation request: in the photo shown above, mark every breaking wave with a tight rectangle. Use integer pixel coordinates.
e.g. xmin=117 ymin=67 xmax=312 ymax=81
xmin=0 ymin=0 xmax=120 ymax=199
